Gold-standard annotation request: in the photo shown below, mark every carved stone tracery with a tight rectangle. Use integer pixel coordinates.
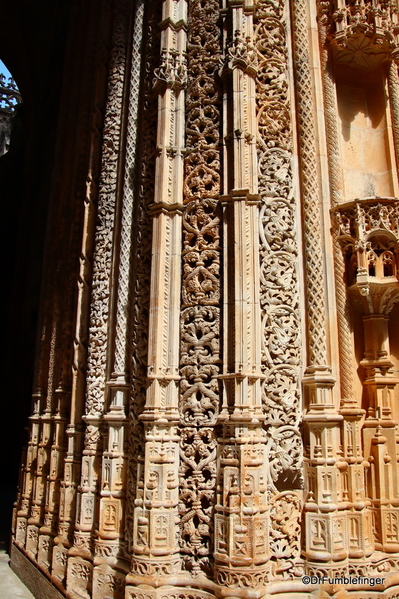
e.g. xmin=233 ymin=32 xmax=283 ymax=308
xmin=255 ymin=0 xmax=302 ymax=506
xmin=13 ymin=0 xmax=399 ymax=596
xmin=179 ymin=0 xmax=222 ymax=574
xmin=125 ymin=0 xmax=161 ymax=555
xmin=320 ymin=0 xmax=399 ymax=69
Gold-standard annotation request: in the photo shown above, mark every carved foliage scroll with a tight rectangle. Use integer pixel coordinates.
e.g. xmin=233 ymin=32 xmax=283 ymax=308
xmin=179 ymin=0 xmax=222 ymax=573
xmin=255 ymin=0 xmax=302 ymax=492
xmin=270 ymin=492 xmax=302 ymax=571
xmin=179 ymin=427 xmax=217 ymax=574
xmin=85 ymin=0 xmax=129 ymax=416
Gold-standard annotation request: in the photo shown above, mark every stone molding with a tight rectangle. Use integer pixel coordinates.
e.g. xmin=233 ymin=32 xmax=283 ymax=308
xmin=11 ymin=0 xmax=399 ymax=597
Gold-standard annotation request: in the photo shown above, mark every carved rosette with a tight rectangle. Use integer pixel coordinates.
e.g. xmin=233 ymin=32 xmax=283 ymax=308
xmin=179 ymin=0 xmax=222 ymax=575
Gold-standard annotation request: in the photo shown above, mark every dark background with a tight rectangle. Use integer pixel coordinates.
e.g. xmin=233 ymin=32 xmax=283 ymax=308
xmin=0 ymin=0 xmax=110 ymax=545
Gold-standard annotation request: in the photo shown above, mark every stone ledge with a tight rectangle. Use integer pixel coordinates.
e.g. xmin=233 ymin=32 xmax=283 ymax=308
xmin=10 ymin=543 xmax=65 ymax=599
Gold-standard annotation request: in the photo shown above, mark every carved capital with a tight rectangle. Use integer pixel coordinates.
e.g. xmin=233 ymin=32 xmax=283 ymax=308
xmin=153 ymin=49 xmax=188 ymax=90
xmin=222 ymin=30 xmax=258 ymax=76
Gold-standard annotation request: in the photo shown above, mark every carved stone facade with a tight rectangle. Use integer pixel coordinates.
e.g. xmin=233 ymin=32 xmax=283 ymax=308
xmin=9 ymin=0 xmax=399 ymax=597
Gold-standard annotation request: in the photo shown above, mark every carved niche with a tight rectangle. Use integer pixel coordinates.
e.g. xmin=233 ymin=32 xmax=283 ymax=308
xmin=319 ymin=0 xmax=399 ymax=70
xmin=333 ymin=198 xmax=399 ymax=313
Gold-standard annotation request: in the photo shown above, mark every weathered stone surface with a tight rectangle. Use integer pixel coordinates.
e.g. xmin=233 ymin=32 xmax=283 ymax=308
xmin=10 ymin=545 xmax=64 ymax=599
xmin=10 ymin=0 xmax=399 ymax=597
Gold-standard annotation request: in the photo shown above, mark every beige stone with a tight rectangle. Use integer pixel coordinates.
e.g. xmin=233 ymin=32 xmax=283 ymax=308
xmin=10 ymin=0 xmax=399 ymax=598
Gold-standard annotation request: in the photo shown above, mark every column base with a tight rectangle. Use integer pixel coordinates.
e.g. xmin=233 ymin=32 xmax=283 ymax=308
xmin=10 ymin=542 xmax=66 ymax=599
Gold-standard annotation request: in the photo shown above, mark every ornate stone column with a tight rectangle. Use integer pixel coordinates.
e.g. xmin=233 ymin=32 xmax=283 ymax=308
xmin=126 ymin=1 xmax=187 ymax=594
xmin=66 ymin=2 xmax=133 ymax=596
xmin=316 ymin=0 xmax=373 ymax=561
xmin=51 ymin=2 xmax=112 ymax=577
xmin=177 ymin=0 xmax=222 ymax=582
xmin=255 ymin=0 xmax=304 ymax=578
xmin=213 ymin=1 xmax=270 ymax=594
xmin=291 ymin=0 xmax=347 ymax=574
xmin=92 ymin=2 xmax=146 ymax=596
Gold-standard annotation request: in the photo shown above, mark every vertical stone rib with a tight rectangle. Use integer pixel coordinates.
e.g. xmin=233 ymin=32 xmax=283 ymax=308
xmin=124 ymin=0 xmax=161 ymax=557
xmin=93 ymin=3 xmax=146 ymax=589
xmin=316 ymin=4 xmax=371 ymax=564
xmin=333 ymin=234 xmax=354 ymax=402
xmin=51 ymin=8 xmax=113 ymax=583
xmin=84 ymin=0 xmax=129 ymax=419
xmin=255 ymin=0 xmax=302 ymax=571
xmin=291 ymin=0 xmax=328 ymax=367
xmin=318 ymin=12 xmax=354 ymax=403
xmin=16 ymin=258 xmax=55 ymax=552
xmin=112 ymin=0 xmax=145 ymax=379
xmin=389 ymin=61 xmax=399 ymax=182
xmin=24 ymin=310 xmax=58 ymax=562
xmin=292 ymin=0 xmax=348 ymax=573
xmin=128 ymin=0 xmax=187 ymax=584
xmin=214 ymin=1 xmax=272 ymax=591
xmin=66 ymin=2 xmax=130 ymax=595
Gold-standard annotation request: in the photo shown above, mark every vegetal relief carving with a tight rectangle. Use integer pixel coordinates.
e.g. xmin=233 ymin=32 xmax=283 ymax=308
xmin=255 ymin=0 xmax=302 ymax=490
xmin=179 ymin=0 xmax=222 ymax=573
xmin=179 ymin=428 xmax=217 ymax=574
xmin=269 ymin=492 xmax=302 ymax=572
xmin=85 ymin=0 xmax=130 ymax=417
xmin=255 ymin=0 xmax=302 ymax=568
xmin=181 ymin=201 xmax=220 ymax=307
xmin=153 ymin=49 xmax=187 ymax=90
xmin=225 ymin=29 xmax=258 ymax=74
xmin=180 ymin=306 xmax=220 ymax=427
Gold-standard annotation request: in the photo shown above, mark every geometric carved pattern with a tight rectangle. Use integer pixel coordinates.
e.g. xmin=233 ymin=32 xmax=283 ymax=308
xmin=113 ymin=0 xmax=145 ymax=378
xmin=179 ymin=0 xmax=222 ymax=573
xmin=125 ymin=0 xmax=162 ymax=552
xmin=256 ymin=0 xmax=302 ymax=494
xmin=291 ymin=0 xmax=328 ymax=367
xmin=317 ymin=12 xmax=354 ymax=403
